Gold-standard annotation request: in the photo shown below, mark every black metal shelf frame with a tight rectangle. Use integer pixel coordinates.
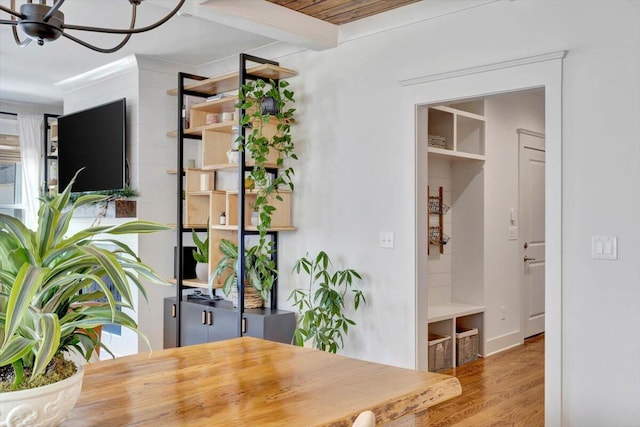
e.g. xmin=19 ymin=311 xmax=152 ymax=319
xmin=43 ymin=113 xmax=59 ymax=194
xmin=174 ymin=54 xmax=283 ymax=347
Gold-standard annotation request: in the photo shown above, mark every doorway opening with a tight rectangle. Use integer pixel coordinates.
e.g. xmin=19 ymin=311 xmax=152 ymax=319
xmin=420 ymin=88 xmax=546 ymax=372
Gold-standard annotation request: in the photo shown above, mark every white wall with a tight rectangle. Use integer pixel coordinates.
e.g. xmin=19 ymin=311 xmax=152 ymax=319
xmin=62 ymin=61 xmax=142 ymax=355
xmin=216 ymin=0 xmax=638 ymax=424
xmin=135 ymin=56 xmax=195 ymax=351
xmin=427 ymin=157 xmax=453 ymax=306
xmin=0 ymin=100 xmax=62 ymax=117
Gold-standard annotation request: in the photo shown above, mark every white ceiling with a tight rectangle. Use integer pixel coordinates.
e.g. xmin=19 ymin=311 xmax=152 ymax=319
xmin=0 ymin=0 xmax=489 ymax=107
xmin=0 ymin=0 xmax=277 ymax=106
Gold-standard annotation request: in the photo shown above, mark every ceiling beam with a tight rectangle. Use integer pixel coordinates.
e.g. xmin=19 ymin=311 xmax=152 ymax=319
xmin=180 ymin=0 xmax=338 ymax=51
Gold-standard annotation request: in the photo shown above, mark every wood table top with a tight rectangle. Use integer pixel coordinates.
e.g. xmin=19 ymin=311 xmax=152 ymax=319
xmin=63 ymin=337 xmax=461 ymax=426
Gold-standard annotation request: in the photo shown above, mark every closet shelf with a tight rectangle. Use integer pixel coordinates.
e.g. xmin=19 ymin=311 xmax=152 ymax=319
xmin=428 ymin=303 xmax=485 ymax=323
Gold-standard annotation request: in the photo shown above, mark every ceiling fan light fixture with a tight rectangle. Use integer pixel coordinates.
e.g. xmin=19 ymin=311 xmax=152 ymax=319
xmin=0 ymin=0 xmax=186 ymax=53
xmin=17 ymin=3 xmax=64 ymax=45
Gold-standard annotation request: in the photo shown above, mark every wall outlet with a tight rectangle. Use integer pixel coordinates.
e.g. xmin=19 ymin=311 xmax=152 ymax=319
xmin=500 ymin=306 xmax=506 ymax=321
xmin=379 ymin=231 xmax=394 ymax=248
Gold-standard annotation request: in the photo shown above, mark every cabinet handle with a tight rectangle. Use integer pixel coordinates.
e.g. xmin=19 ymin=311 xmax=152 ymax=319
xmin=242 ymin=317 xmax=246 ymax=334
xmin=201 ymin=310 xmax=206 ymax=325
xmin=207 ymin=311 xmax=213 ymax=326
xmin=171 ymin=304 xmax=176 ymax=318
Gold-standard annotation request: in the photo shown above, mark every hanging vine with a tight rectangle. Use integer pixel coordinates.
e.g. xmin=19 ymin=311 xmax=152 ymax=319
xmin=236 ymin=78 xmax=296 ymax=299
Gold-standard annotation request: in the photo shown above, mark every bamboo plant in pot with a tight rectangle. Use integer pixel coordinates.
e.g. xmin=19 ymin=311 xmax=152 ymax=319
xmin=0 ymin=175 xmax=169 ymax=426
xmin=288 ymin=251 xmax=366 ymax=353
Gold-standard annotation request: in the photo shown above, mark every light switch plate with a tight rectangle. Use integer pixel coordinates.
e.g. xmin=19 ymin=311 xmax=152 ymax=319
xmin=508 ymin=226 xmax=518 ymax=240
xmin=379 ymin=231 xmax=394 ymax=248
xmin=592 ymin=236 xmax=617 ymax=260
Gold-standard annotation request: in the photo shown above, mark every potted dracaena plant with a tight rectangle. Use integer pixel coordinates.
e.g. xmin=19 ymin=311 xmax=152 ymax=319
xmin=0 ymin=173 xmax=169 ymax=426
xmin=288 ymin=251 xmax=366 ymax=353
xmin=235 ymin=78 xmax=296 ymax=304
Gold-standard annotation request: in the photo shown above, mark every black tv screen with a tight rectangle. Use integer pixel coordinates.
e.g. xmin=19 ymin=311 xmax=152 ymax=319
xmin=58 ymin=98 xmax=126 ymax=193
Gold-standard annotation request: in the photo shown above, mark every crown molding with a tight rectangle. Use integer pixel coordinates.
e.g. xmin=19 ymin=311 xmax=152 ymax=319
xmin=399 ymin=50 xmax=568 ymax=87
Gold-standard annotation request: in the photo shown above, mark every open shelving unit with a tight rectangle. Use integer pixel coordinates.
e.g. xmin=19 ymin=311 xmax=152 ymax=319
xmin=421 ymin=102 xmax=487 ymax=372
xmin=166 ymin=54 xmax=297 ymax=349
xmin=427 ymin=105 xmax=486 ymax=162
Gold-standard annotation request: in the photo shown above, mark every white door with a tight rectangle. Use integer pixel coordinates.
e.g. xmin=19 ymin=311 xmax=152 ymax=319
xmin=518 ymin=130 xmax=545 ymax=338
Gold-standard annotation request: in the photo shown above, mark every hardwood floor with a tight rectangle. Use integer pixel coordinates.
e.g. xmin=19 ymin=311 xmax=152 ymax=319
xmin=390 ymin=334 xmax=544 ymax=426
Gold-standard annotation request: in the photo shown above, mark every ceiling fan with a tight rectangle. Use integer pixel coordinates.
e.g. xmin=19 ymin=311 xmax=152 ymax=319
xmin=0 ymin=0 xmax=185 ymax=53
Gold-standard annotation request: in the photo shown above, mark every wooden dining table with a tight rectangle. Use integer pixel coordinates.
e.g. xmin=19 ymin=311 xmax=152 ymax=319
xmin=63 ymin=336 xmax=461 ymax=426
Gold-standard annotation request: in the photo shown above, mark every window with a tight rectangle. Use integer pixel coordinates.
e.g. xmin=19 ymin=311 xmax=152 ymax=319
xmin=0 ymin=127 xmax=23 ymax=221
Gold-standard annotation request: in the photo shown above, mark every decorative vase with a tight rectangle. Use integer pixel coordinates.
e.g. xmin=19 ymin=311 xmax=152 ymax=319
xmin=0 ymin=362 xmax=84 ymax=427
xmin=195 ymin=262 xmax=209 ymax=282
xmin=114 ymin=199 xmax=136 ymax=218
xmin=251 ymin=211 xmax=259 ymax=226
xmin=260 ymin=96 xmax=278 ymax=115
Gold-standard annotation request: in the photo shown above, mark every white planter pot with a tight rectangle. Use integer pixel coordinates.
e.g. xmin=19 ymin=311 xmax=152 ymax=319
xmin=0 ymin=363 xmax=84 ymax=427
xmin=195 ymin=262 xmax=209 ymax=282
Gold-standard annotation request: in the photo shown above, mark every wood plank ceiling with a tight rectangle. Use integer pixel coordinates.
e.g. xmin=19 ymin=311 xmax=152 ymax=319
xmin=266 ymin=0 xmax=421 ymax=25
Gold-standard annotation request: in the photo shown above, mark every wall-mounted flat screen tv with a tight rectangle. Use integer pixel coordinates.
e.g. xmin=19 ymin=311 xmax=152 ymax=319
xmin=58 ymin=98 xmax=126 ymax=193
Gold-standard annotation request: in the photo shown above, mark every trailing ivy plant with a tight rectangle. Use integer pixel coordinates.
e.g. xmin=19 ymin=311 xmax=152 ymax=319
xmin=235 ymin=78 xmax=296 ymax=300
xmin=288 ymin=251 xmax=366 ymax=353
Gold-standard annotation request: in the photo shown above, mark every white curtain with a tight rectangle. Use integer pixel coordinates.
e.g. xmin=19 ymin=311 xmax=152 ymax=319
xmin=18 ymin=114 xmax=43 ymax=229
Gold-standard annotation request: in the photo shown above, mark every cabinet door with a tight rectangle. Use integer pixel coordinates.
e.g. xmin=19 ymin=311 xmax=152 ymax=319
xmin=180 ymin=301 xmax=209 ymax=346
xmin=263 ymin=312 xmax=296 ymax=344
xmin=242 ymin=313 xmax=264 ymax=339
xmin=208 ymin=308 xmax=238 ymax=342
xmin=163 ymin=298 xmax=177 ymax=349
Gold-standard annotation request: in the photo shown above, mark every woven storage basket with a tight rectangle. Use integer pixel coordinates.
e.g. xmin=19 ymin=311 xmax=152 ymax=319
xmin=428 ymin=333 xmax=452 ymax=372
xmin=456 ymin=327 xmax=479 ymax=366
xmin=230 ymin=284 xmax=264 ymax=309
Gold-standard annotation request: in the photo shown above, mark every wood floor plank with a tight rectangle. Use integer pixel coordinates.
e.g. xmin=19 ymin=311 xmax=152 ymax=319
xmin=389 ymin=334 xmax=544 ymax=426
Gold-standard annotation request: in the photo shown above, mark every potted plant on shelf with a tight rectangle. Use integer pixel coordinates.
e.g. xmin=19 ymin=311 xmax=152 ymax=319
xmin=211 ymin=239 xmax=271 ymax=309
xmin=0 ymin=174 xmax=169 ymax=426
xmin=103 ymin=184 xmax=140 ymax=218
xmin=288 ymin=251 xmax=366 ymax=353
xmin=192 ymin=226 xmax=209 ymax=282
xmin=44 ymin=184 xmax=141 ymax=219
xmin=236 ymin=78 xmax=296 ymax=300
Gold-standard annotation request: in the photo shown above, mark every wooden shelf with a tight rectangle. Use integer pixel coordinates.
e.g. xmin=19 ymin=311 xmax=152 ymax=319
xmin=202 ymin=161 xmax=279 ymax=171
xmin=166 ymin=277 xmax=223 ymax=289
xmin=225 ymin=188 xmax=292 ymax=195
xmin=428 ymin=147 xmax=485 ymax=161
xmin=167 ymin=120 xmax=238 ymax=138
xmin=210 ymin=225 xmax=296 ymax=232
xmin=190 ymin=97 xmax=239 ymax=113
xmin=428 ymin=303 xmax=485 ymax=323
xmin=167 ymin=64 xmax=297 ymax=96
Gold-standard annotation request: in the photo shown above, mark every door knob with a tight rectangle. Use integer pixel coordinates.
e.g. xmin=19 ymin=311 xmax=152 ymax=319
xmin=524 ymin=256 xmax=536 ymax=262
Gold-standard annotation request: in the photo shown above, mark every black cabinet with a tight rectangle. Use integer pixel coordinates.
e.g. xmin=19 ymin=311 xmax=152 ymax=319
xmin=163 ymin=298 xmax=177 ymax=348
xmin=163 ymin=297 xmax=295 ymax=349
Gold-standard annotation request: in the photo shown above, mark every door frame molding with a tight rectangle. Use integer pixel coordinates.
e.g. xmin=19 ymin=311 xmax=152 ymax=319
xmin=404 ymin=51 xmax=566 ymax=426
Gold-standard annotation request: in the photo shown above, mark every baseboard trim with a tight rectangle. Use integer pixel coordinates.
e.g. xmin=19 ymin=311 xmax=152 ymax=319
xmin=485 ymin=330 xmax=523 ymax=356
